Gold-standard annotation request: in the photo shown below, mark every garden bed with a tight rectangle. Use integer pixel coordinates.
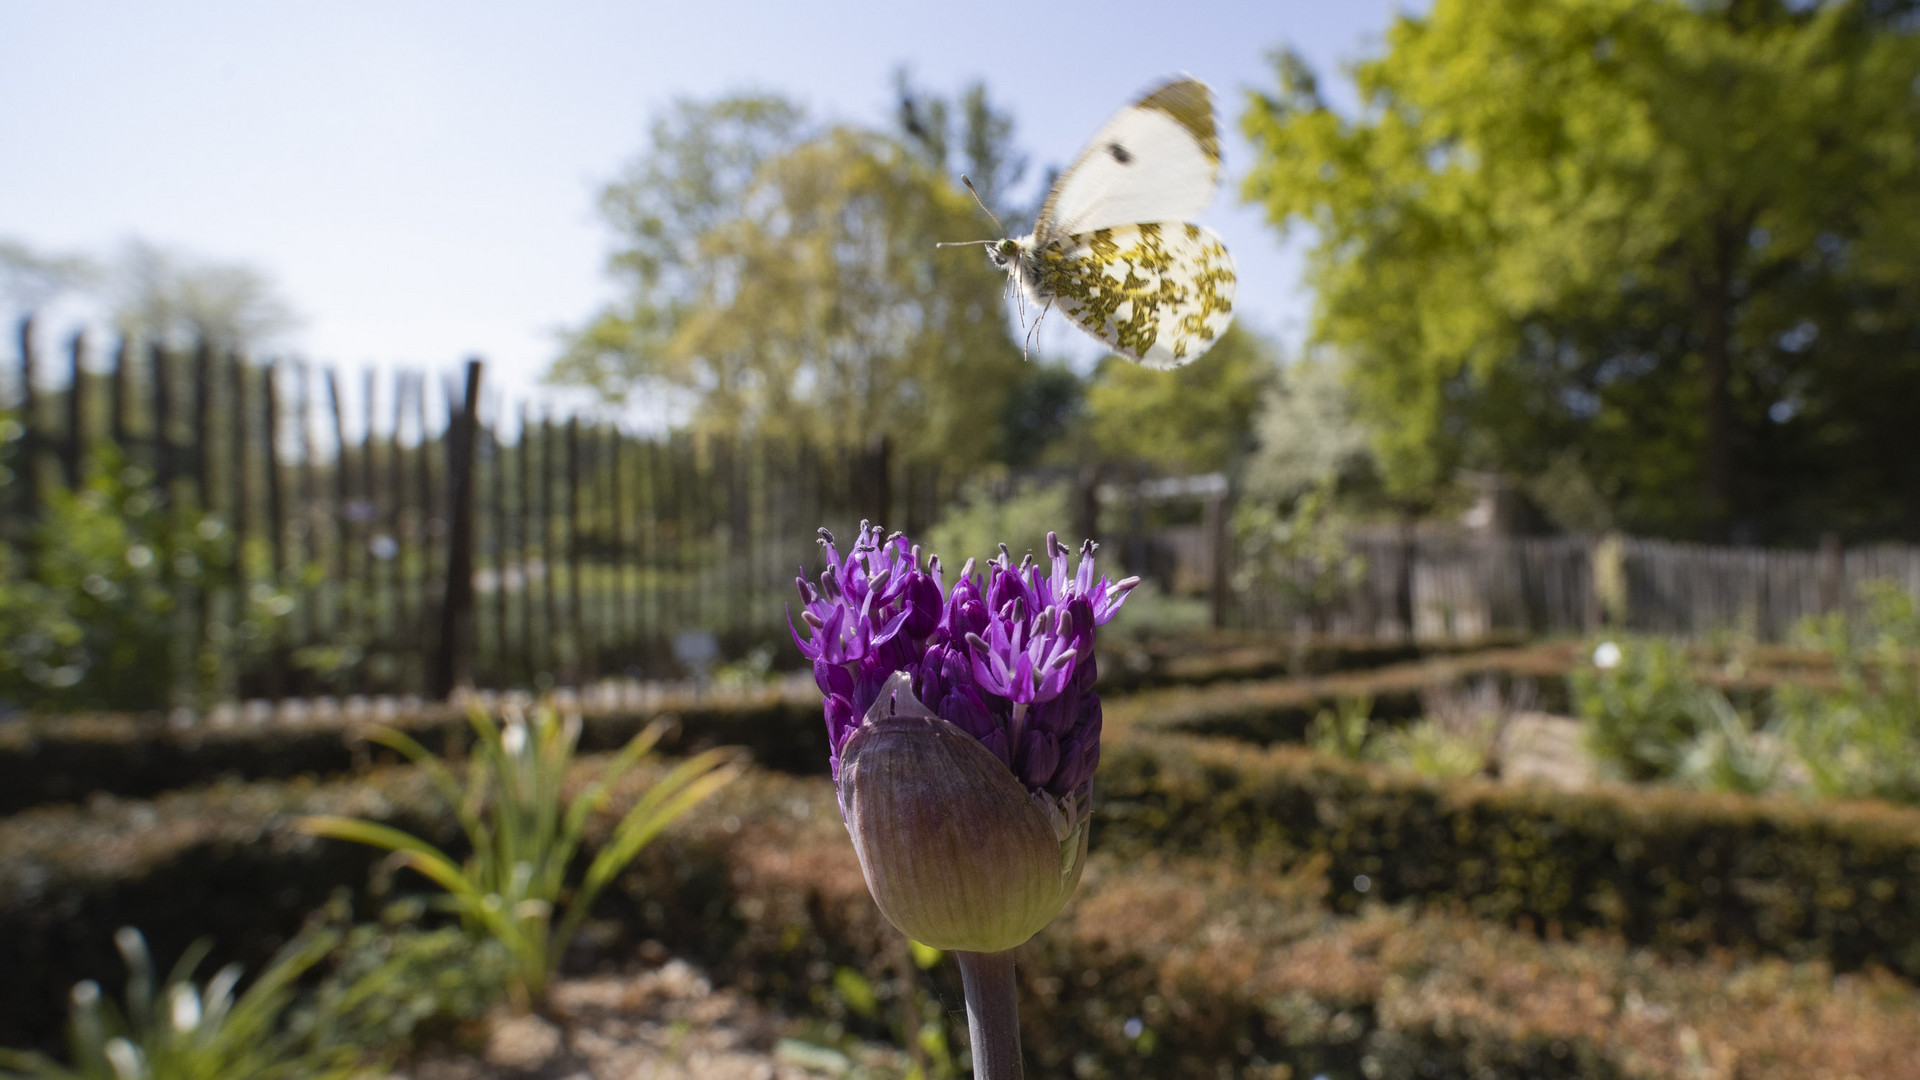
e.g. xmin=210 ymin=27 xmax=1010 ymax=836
xmin=8 ymin=724 xmax=1920 ymax=1053
xmin=0 ymin=681 xmax=830 ymax=814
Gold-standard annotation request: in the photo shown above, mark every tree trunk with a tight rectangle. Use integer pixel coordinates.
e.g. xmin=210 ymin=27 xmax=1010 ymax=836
xmin=1698 ymin=221 xmax=1742 ymax=542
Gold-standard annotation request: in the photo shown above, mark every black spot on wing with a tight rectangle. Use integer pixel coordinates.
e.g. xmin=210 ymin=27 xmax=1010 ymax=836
xmin=1107 ymin=142 xmax=1132 ymax=165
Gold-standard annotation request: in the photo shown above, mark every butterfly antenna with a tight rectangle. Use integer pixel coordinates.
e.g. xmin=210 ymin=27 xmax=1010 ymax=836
xmin=960 ymin=175 xmax=1007 ymax=236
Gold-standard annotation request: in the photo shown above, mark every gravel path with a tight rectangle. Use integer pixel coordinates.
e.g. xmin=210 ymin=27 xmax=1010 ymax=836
xmin=395 ymin=960 xmax=907 ymax=1080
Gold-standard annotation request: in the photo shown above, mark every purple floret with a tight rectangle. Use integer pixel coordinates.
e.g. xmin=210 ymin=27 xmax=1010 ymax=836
xmin=791 ymin=523 xmax=1137 ymax=793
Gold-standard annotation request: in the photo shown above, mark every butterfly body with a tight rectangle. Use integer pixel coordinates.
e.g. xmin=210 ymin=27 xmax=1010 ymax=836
xmin=979 ymin=77 xmax=1236 ymax=369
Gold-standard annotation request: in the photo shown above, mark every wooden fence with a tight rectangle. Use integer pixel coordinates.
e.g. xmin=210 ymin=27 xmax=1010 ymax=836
xmin=7 ymin=317 xmax=1920 ymax=708
xmin=0 ymin=319 xmax=947 ymax=706
xmin=1230 ymin=530 xmax=1920 ymax=644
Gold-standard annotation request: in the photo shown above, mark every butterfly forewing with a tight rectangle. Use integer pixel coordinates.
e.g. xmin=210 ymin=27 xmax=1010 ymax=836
xmin=1038 ymin=78 xmax=1221 ymax=241
xmin=1034 ymin=222 xmax=1236 ymax=369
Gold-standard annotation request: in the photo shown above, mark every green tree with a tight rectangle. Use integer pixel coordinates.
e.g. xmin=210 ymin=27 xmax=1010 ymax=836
xmin=108 ymin=239 xmax=296 ymax=352
xmin=555 ymin=93 xmax=1028 ymax=470
xmin=1244 ymin=0 xmax=1920 ymax=540
xmin=1242 ymin=352 xmax=1380 ymax=506
xmin=1083 ymin=324 xmax=1278 ymax=475
xmin=0 ymin=239 xmax=96 ymax=315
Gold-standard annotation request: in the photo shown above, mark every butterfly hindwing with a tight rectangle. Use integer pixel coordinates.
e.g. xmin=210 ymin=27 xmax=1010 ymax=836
xmin=1033 ymin=222 xmax=1236 ymax=369
xmin=1038 ymin=78 xmax=1221 ymax=242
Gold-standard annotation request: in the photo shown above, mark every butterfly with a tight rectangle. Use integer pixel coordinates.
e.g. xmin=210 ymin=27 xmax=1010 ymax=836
xmin=948 ymin=76 xmax=1236 ymax=369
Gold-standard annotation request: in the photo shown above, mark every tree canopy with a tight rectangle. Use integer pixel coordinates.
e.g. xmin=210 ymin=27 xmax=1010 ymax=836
xmin=1243 ymin=0 xmax=1920 ymax=541
xmin=554 ymin=88 xmax=1031 ymax=470
xmin=1084 ymin=324 xmax=1278 ymax=476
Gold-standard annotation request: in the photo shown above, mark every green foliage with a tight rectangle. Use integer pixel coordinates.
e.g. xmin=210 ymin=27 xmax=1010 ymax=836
xmin=1083 ymin=324 xmax=1277 ymax=474
xmin=107 ymin=240 xmax=295 ymax=353
xmin=0 ymin=450 xmax=296 ymax=712
xmin=1308 ymin=684 xmax=1504 ymax=780
xmin=1572 ymin=637 xmax=1712 ymax=781
xmin=1306 ymin=694 xmax=1373 ymax=760
xmin=925 ymin=474 xmax=1073 ymax=570
xmin=1242 ymin=354 xmax=1379 ymax=507
xmin=295 ymin=904 xmax=512 ymax=1053
xmin=1776 ymin=583 xmax=1920 ymax=803
xmin=1368 ymin=717 xmax=1494 ymax=780
xmin=556 ymin=91 xmax=1028 ymax=472
xmin=1099 ymin=579 xmax=1210 ymax=643
xmin=0 ymin=927 xmax=358 ymax=1080
xmin=1233 ymin=481 xmax=1367 ymax=630
xmin=990 ymin=363 xmax=1084 ymax=468
xmin=1677 ymin=690 xmax=1787 ymax=797
xmin=300 ymin=707 xmax=742 ymax=1008
xmin=1097 ymin=732 xmax=1920 ymax=979
xmin=818 ymin=950 xmax=958 ymax=1080
xmin=1243 ymin=0 xmax=1920 ymax=538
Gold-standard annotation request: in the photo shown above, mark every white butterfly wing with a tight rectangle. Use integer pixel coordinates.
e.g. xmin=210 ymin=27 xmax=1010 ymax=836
xmin=1033 ymin=223 xmax=1236 ymax=369
xmin=1038 ymin=78 xmax=1221 ymax=241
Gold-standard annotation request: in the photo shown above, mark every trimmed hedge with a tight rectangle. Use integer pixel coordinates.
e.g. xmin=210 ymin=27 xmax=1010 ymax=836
xmin=1096 ymin=634 xmax=1457 ymax=693
xmin=0 ymin=684 xmax=829 ymax=813
xmin=1097 ymin=735 xmax=1920 ymax=980
xmin=0 ymin=644 xmax=1580 ymax=812
xmin=10 ymin=723 xmax=1920 ymax=1035
xmin=1104 ymin=643 xmax=1578 ymax=743
xmin=6 ymin=759 xmax=1919 ymax=1077
xmin=15 ymin=753 xmax=1920 ymax=1068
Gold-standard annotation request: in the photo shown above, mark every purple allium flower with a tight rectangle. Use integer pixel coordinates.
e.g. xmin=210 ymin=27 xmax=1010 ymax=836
xmin=791 ymin=524 xmax=1136 ymax=792
xmin=791 ymin=522 xmax=1137 ymax=953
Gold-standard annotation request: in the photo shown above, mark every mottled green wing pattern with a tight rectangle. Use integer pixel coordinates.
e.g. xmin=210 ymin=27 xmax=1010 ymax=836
xmin=1032 ymin=222 xmax=1235 ymax=369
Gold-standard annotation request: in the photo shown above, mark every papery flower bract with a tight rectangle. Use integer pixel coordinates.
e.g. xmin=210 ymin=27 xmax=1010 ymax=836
xmin=838 ymin=673 xmax=1088 ymax=952
xmin=792 ymin=524 xmax=1137 ymax=951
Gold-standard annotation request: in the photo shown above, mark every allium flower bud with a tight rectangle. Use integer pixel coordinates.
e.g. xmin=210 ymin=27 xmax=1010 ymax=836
xmin=791 ymin=525 xmax=1136 ymax=952
xmin=838 ymin=673 xmax=1090 ymax=952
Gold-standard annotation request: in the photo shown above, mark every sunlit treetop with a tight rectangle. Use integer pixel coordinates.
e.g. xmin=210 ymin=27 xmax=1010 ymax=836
xmin=1243 ymin=0 xmax=1920 ymax=540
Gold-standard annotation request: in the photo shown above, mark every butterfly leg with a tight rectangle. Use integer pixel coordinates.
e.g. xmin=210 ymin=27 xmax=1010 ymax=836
xmin=1021 ymin=297 xmax=1055 ymax=362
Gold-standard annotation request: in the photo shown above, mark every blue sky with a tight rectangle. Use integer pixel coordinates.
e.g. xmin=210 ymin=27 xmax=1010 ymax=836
xmin=1 ymin=0 xmax=1416 ymax=410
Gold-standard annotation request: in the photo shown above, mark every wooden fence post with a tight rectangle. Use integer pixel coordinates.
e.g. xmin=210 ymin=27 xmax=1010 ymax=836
xmin=1207 ymin=489 xmax=1232 ymax=629
xmin=193 ymin=340 xmax=213 ymax=508
xmin=110 ymin=337 xmax=131 ymax=450
xmin=430 ymin=358 xmax=483 ymax=699
xmin=16 ymin=317 xmax=38 ymax=521
xmin=151 ymin=343 xmax=174 ymax=500
xmin=1817 ymin=533 xmax=1844 ymax=615
xmin=63 ymin=330 xmax=85 ymax=489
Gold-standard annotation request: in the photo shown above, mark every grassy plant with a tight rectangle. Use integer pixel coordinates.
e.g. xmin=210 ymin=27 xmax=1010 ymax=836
xmin=1571 ymin=636 xmax=1706 ymax=781
xmin=1306 ymin=694 xmax=1373 ymax=759
xmin=1366 ymin=718 xmax=1489 ymax=780
xmin=1775 ymin=582 xmax=1920 ymax=804
xmin=1370 ymin=676 xmax=1530 ymax=780
xmin=292 ymin=898 xmax=514 ymax=1053
xmin=301 ymin=706 xmax=742 ymax=1009
xmin=1678 ymin=691 xmax=1787 ymax=796
xmin=0 ymin=927 xmax=358 ymax=1080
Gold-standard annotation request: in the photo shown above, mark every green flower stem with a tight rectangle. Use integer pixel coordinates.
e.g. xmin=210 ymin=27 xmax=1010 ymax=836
xmin=956 ymin=949 xmax=1022 ymax=1080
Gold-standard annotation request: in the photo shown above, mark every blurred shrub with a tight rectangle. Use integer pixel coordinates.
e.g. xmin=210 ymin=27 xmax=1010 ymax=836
xmin=1365 ymin=716 xmax=1489 ymax=780
xmin=925 ymin=473 xmax=1072 ymax=569
xmin=1232 ymin=480 xmax=1365 ymax=633
xmin=294 ymin=899 xmax=511 ymax=1053
xmin=0 ymin=926 xmax=357 ymax=1080
xmin=1305 ymin=694 xmax=1372 ymax=759
xmin=1367 ymin=677 xmax=1528 ymax=781
xmin=1571 ymin=637 xmax=1710 ymax=781
xmin=1776 ymin=583 xmax=1920 ymax=805
xmin=301 ymin=708 xmax=741 ymax=1008
xmin=0 ymin=451 xmax=297 ymax=714
xmin=0 ymin=683 xmax=824 ymax=815
xmin=1101 ymin=579 xmax=1210 ymax=642
xmin=1677 ymin=691 xmax=1788 ymax=797
xmin=1097 ymin=733 xmax=1920 ymax=980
